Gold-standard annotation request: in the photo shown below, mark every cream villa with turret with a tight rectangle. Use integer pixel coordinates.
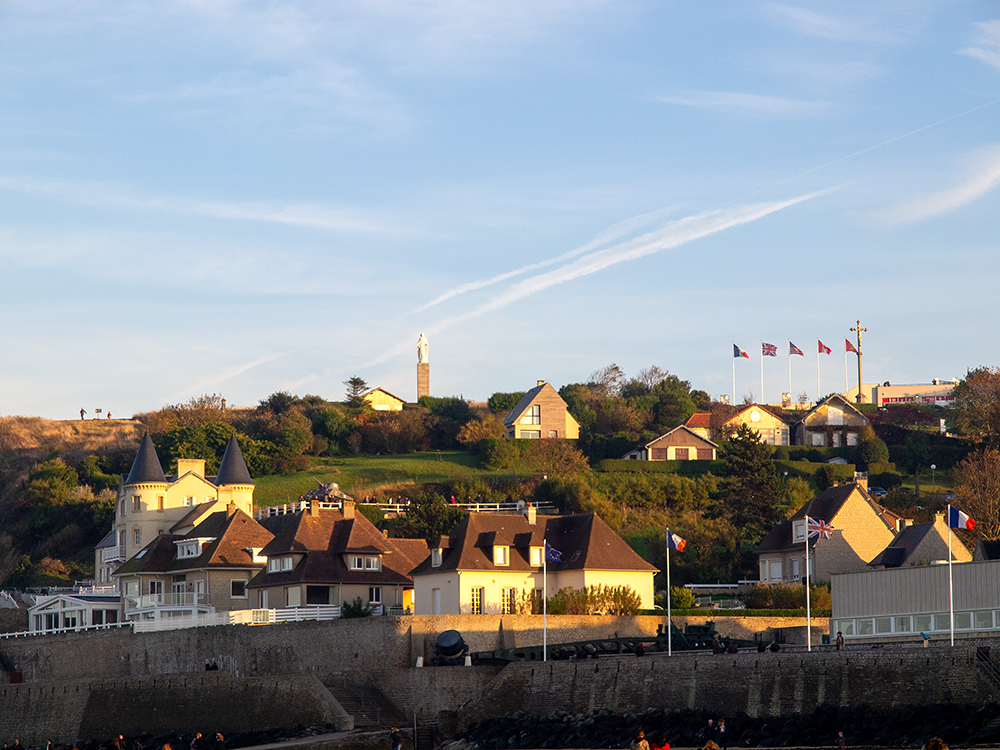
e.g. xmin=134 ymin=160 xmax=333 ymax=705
xmin=93 ymin=433 xmax=255 ymax=585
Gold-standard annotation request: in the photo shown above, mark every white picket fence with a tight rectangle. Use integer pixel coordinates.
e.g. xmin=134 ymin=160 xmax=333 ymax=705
xmin=132 ymin=605 xmax=343 ymax=633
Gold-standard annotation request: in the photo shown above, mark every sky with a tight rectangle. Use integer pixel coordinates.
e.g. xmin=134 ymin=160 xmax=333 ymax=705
xmin=1 ymin=1 xmax=999 ymax=419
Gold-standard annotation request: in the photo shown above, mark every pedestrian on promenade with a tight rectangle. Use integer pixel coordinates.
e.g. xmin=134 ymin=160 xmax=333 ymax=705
xmin=390 ymin=727 xmax=402 ymax=750
xmin=213 ymin=734 xmax=225 ymax=750
xmin=190 ymin=733 xmax=202 ymax=750
xmin=716 ymin=720 xmax=727 ymax=750
xmin=836 ymin=731 xmax=846 ymax=749
xmin=836 ymin=631 xmax=844 ymax=651
xmin=629 ymin=729 xmax=649 ymax=750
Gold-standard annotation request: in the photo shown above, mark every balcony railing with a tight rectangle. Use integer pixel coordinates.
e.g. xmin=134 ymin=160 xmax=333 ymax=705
xmin=100 ymin=545 xmax=126 ymax=563
xmin=125 ymin=592 xmax=207 ymax=611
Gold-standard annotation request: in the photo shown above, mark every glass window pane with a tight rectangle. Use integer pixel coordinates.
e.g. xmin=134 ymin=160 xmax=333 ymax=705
xmin=875 ymin=617 xmax=892 ymax=634
xmin=933 ymin=613 xmax=951 ymax=631
xmin=895 ymin=616 xmax=912 ymax=632
xmin=838 ymin=620 xmax=854 ymax=636
xmin=857 ymin=619 xmax=874 ymax=635
xmin=914 ymin=614 xmax=932 ymax=632
xmin=975 ymin=610 xmax=993 ymax=629
xmin=955 ymin=611 xmax=972 ymax=630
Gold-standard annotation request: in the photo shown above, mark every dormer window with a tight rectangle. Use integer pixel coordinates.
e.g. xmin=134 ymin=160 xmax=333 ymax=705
xmin=432 ymin=549 xmax=442 ymax=567
xmin=176 ymin=538 xmax=216 ymax=559
xmin=349 ymin=555 xmax=381 ymax=571
xmin=494 ymin=546 xmax=509 ymax=566
xmin=793 ymin=521 xmax=806 ymax=542
xmin=530 ymin=547 xmax=542 ymax=566
xmin=365 ymin=556 xmax=381 ymax=571
xmin=268 ymin=556 xmax=294 ymax=572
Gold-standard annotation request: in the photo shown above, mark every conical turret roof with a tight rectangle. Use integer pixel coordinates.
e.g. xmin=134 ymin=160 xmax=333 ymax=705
xmin=125 ymin=432 xmax=167 ymax=484
xmin=215 ymin=434 xmax=254 ymax=486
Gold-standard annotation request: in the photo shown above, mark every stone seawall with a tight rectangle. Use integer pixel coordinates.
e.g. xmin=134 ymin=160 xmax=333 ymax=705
xmin=0 ymin=673 xmax=343 ymax=746
xmin=456 ymin=646 xmax=1000 ymax=726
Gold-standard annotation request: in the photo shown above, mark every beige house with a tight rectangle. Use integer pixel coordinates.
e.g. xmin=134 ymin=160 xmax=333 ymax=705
xmin=113 ymin=506 xmax=274 ymax=621
xmin=503 ymin=381 xmax=580 ymax=439
xmin=411 ymin=508 xmax=657 ymax=615
xmin=756 ymin=481 xmax=906 ymax=584
xmin=623 ymin=425 xmax=718 ymax=461
xmin=720 ymin=404 xmax=790 ymax=446
xmin=94 ymin=433 xmax=255 ymax=585
xmin=247 ymin=501 xmax=429 ymax=613
xmin=794 ymin=394 xmax=870 ymax=447
xmin=684 ymin=412 xmax=711 ymax=440
xmin=362 ymin=387 xmax=406 ymax=411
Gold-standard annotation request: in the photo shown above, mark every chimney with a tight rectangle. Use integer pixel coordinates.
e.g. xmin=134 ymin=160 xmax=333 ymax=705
xmin=855 ymin=472 xmax=868 ymax=492
xmin=525 ymin=503 xmax=536 ymax=525
xmin=343 ymin=500 xmax=355 ymax=519
xmin=537 ymin=380 xmax=545 ymax=387
xmin=309 ymin=500 xmax=320 ymax=517
xmin=227 ymin=502 xmax=237 ymax=517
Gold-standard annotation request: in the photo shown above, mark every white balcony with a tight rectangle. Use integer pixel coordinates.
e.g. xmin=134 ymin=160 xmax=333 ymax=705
xmin=100 ymin=545 xmax=126 ymax=564
xmin=125 ymin=592 xmax=207 ymax=611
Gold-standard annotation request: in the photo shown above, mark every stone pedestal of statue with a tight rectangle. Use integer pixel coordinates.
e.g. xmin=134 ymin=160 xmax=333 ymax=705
xmin=417 ymin=362 xmax=430 ymax=400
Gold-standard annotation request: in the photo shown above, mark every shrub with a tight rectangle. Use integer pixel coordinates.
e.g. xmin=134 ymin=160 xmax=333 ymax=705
xmin=547 ymin=584 xmax=642 ymax=615
xmin=670 ymin=585 xmax=694 ymax=609
xmin=341 ymin=596 xmax=373 ymax=618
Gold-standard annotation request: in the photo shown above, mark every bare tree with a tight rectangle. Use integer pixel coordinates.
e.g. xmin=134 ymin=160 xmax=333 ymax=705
xmin=953 ymin=367 xmax=1000 ymax=448
xmin=635 ymin=365 xmax=668 ymax=392
xmin=953 ymin=449 xmax=1000 ymax=541
xmin=587 ymin=364 xmax=626 ymax=398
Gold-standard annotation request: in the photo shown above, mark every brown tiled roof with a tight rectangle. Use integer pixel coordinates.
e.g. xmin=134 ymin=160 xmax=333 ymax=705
xmin=412 ymin=512 xmax=656 ymax=576
xmin=169 ymin=500 xmax=220 ymax=533
xmin=249 ymin=507 xmax=428 ymax=589
xmin=685 ymin=413 xmax=711 ymax=429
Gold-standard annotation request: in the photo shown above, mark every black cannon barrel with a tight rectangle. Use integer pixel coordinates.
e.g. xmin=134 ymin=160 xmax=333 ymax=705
xmin=437 ymin=629 xmax=466 ymax=657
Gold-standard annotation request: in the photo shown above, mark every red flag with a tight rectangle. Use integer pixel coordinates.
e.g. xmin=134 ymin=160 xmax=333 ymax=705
xmin=846 ymin=339 xmax=858 ymax=354
xmin=818 ymin=340 xmax=831 ymax=355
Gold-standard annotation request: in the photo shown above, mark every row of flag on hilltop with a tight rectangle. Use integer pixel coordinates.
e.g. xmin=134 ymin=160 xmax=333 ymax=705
xmin=734 ymin=339 xmax=859 ymax=358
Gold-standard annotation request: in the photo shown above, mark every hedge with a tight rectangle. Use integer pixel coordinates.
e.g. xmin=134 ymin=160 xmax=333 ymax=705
xmin=643 ymin=608 xmax=832 ymax=618
xmin=773 ymin=459 xmax=855 ymax=483
xmin=595 ymin=459 xmax=727 ymax=476
xmin=782 ymin=446 xmax=853 ymax=462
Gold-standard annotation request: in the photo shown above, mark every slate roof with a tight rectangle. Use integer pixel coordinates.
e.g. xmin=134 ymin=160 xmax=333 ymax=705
xmin=975 ymin=539 xmax=1000 ymax=561
xmin=114 ymin=508 xmax=274 ymax=576
xmin=868 ymin=523 xmax=935 ymax=568
xmin=95 ymin=529 xmax=117 ymax=550
xmin=125 ymin=433 xmax=167 ymax=484
xmin=215 ymin=435 xmax=254 ymax=486
xmin=412 ymin=512 xmax=657 ymax=576
xmin=248 ymin=507 xmax=429 ymax=589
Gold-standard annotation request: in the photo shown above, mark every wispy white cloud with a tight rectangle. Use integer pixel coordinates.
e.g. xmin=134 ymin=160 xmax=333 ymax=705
xmin=651 ymin=90 xmax=828 ymax=116
xmin=0 ymin=175 xmax=401 ymax=234
xmin=412 ymin=203 xmax=684 ymax=312
xmin=874 ymin=147 xmax=1000 ymax=225
xmin=370 ymin=191 xmax=825 ymax=366
xmin=762 ymin=3 xmax=912 ymax=44
xmin=960 ymin=20 xmax=1000 ymax=72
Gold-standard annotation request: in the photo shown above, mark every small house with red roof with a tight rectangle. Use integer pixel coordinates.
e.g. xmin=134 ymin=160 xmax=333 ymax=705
xmin=684 ymin=412 xmax=712 ymax=440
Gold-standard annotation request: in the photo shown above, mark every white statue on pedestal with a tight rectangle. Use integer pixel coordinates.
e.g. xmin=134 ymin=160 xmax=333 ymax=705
xmin=417 ymin=333 xmax=429 ymax=363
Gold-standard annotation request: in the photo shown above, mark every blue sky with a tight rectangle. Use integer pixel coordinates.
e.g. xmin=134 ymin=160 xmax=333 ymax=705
xmin=2 ymin=1 xmax=999 ymax=418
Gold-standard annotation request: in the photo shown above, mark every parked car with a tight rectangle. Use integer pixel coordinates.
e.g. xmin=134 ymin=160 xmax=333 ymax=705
xmin=869 ymin=486 xmax=888 ymax=497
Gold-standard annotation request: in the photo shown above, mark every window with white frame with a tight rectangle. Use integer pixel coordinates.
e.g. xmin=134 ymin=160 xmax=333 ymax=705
xmin=134 ymin=528 xmax=141 ymax=546
xmin=530 ymin=547 xmax=542 ymax=566
xmin=501 ymin=588 xmax=516 ymax=615
xmin=365 ymin=556 xmax=380 ymax=571
xmin=281 ymin=556 xmax=293 ymax=571
xmin=521 ymin=430 xmax=541 ymax=439
xmin=350 ymin=556 xmax=364 ymax=570
xmin=432 ymin=549 xmax=442 ymax=567
xmin=793 ymin=521 xmax=805 ymax=542
xmin=149 ymin=580 xmax=163 ymax=595
xmin=493 ymin=545 xmax=509 ymax=566
xmin=132 ymin=496 xmax=141 ymax=512
xmin=184 ymin=496 xmax=195 ymax=507
xmin=268 ymin=558 xmax=279 ymax=572
xmin=369 ymin=586 xmax=382 ymax=604
xmin=231 ymin=580 xmax=248 ymax=598
xmin=470 ymin=587 xmax=484 ymax=615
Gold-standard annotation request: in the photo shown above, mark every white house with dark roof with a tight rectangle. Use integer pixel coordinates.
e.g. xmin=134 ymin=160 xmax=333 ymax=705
xmin=411 ymin=508 xmax=656 ymax=615
xmin=793 ymin=394 xmax=870 ymax=447
xmin=503 ymin=381 xmax=580 ymax=439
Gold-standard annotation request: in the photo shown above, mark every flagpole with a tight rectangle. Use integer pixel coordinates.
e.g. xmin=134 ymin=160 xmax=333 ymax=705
xmin=805 ymin=516 xmax=812 ymax=652
xmin=844 ymin=345 xmax=848 ymax=394
xmin=816 ymin=346 xmax=821 ymax=402
xmin=543 ymin=549 xmax=548 ymax=661
xmin=666 ymin=528 xmax=672 ymax=656
xmin=948 ymin=505 xmax=955 ymax=647
xmin=788 ymin=345 xmax=792 ymax=399
xmin=732 ymin=345 xmax=736 ymax=405
xmin=760 ymin=343 xmax=764 ymax=405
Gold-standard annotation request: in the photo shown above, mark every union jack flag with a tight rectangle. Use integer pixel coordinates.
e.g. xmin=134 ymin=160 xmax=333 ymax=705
xmin=762 ymin=342 xmax=777 ymax=357
xmin=807 ymin=516 xmax=834 ymax=540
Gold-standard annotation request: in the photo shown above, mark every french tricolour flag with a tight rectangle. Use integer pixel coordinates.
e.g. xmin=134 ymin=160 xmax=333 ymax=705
xmin=948 ymin=505 xmax=976 ymax=531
